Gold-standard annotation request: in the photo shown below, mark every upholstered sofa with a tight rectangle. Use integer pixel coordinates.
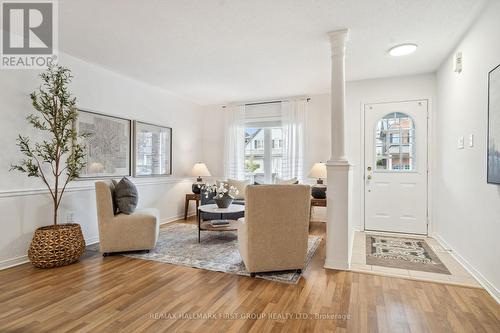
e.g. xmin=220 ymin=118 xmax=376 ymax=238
xmin=238 ymin=184 xmax=311 ymax=275
xmin=95 ymin=181 xmax=159 ymax=255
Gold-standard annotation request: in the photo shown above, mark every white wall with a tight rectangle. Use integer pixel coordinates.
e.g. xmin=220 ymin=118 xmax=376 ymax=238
xmin=434 ymin=0 xmax=500 ymax=301
xmin=0 ymin=53 xmax=203 ymax=268
xmin=202 ymin=73 xmax=436 ymax=224
xmin=201 ymin=105 xmax=225 ymax=178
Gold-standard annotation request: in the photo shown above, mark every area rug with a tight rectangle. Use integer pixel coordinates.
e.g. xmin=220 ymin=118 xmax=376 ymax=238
xmin=366 ymin=235 xmax=450 ymax=275
xmin=123 ymin=223 xmax=322 ymax=284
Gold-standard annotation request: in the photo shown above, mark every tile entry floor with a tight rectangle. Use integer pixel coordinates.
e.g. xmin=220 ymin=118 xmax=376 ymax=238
xmin=350 ymin=231 xmax=482 ymax=288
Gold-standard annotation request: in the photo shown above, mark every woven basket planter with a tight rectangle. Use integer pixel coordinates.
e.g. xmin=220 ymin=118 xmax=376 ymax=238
xmin=28 ymin=223 xmax=86 ymax=268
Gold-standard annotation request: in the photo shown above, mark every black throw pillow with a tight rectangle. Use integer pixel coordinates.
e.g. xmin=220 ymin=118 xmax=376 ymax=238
xmin=110 ymin=179 xmax=119 ymax=214
xmin=114 ymin=177 xmax=138 ymax=214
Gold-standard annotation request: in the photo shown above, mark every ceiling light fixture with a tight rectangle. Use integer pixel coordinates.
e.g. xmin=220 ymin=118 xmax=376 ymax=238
xmin=388 ymin=43 xmax=417 ymax=57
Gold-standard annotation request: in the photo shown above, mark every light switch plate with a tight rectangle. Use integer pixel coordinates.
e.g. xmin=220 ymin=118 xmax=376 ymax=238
xmin=454 ymin=52 xmax=463 ymax=73
xmin=469 ymin=134 xmax=474 ymax=148
xmin=458 ymin=136 xmax=464 ymax=149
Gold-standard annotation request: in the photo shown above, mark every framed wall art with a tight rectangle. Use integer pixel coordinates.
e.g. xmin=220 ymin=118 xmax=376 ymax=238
xmin=133 ymin=121 xmax=172 ymax=177
xmin=76 ymin=109 xmax=132 ymax=179
xmin=488 ymin=64 xmax=500 ymax=184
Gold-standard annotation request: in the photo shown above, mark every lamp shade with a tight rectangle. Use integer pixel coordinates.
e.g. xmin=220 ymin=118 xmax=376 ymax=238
xmin=308 ymin=162 xmax=327 ymax=179
xmin=89 ymin=162 xmax=104 ymax=173
xmin=191 ymin=163 xmax=211 ymax=177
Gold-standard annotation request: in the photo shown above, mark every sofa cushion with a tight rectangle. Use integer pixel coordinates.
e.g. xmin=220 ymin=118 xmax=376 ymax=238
xmin=215 ymin=179 xmax=248 ymax=200
xmin=227 ymin=179 xmax=249 ymax=200
xmin=215 ymin=179 xmax=226 ymax=189
xmin=114 ymin=177 xmax=138 ymax=214
xmin=275 ymin=177 xmax=299 ymax=184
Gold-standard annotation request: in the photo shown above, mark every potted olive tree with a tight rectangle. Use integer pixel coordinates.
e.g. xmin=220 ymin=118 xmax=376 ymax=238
xmin=11 ymin=65 xmax=87 ymax=268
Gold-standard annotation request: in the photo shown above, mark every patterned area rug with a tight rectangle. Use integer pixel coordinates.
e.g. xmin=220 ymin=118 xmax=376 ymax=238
xmin=123 ymin=223 xmax=322 ymax=284
xmin=366 ymin=235 xmax=450 ymax=274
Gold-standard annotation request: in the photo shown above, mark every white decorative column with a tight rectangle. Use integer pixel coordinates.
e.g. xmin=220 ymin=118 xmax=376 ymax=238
xmin=325 ymin=29 xmax=352 ymax=270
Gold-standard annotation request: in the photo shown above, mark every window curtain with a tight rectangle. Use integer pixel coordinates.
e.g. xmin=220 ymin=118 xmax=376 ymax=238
xmin=281 ymin=99 xmax=307 ymax=181
xmin=223 ymin=105 xmax=246 ymax=180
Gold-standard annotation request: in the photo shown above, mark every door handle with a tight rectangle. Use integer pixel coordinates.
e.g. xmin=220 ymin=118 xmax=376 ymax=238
xmin=366 ymin=166 xmax=372 ymax=180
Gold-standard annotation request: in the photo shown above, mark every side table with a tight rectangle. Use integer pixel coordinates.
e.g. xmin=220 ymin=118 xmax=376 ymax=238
xmin=184 ymin=193 xmax=200 ymax=220
xmin=310 ymin=197 xmax=327 ymax=221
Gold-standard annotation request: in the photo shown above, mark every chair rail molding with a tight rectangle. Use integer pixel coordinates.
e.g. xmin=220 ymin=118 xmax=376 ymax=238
xmin=0 ymin=177 xmax=193 ymax=198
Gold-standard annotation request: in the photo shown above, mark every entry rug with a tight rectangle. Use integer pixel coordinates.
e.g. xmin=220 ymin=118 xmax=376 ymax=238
xmin=366 ymin=235 xmax=450 ymax=275
xmin=124 ymin=223 xmax=322 ymax=284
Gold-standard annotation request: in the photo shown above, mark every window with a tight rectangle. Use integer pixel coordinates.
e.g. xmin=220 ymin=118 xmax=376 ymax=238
xmin=272 ymin=139 xmax=282 ymax=149
xmin=254 ymin=140 xmax=264 ymax=149
xmin=375 ymin=112 xmax=415 ymax=171
xmin=245 ymin=126 xmax=283 ymax=183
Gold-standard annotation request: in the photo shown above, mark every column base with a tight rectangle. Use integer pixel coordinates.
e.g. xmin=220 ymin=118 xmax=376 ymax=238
xmin=324 ymin=259 xmax=350 ymax=270
xmin=325 ymin=161 xmax=352 ymax=271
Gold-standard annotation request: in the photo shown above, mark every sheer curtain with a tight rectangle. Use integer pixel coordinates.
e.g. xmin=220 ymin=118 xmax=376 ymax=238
xmin=223 ymin=105 xmax=246 ymax=180
xmin=281 ymin=99 xmax=308 ymax=181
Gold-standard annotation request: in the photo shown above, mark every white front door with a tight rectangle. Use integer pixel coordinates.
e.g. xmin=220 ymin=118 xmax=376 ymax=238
xmin=364 ymin=100 xmax=428 ymax=234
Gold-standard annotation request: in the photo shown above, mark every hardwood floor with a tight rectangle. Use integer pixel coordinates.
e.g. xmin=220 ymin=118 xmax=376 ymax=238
xmin=0 ymin=219 xmax=499 ymax=333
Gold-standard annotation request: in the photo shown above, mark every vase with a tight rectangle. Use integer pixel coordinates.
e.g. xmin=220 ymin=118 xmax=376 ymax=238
xmin=311 ymin=184 xmax=327 ymax=199
xmin=28 ymin=223 xmax=86 ymax=269
xmin=214 ymin=194 xmax=233 ymax=208
xmin=192 ymin=182 xmax=203 ymax=194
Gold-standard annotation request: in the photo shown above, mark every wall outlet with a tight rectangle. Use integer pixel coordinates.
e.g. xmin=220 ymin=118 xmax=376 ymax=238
xmin=468 ymin=134 xmax=474 ymax=148
xmin=66 ymin=212 xmax=74 ymax=223
xmin=457 ymin=136 xmax=464 ymax=149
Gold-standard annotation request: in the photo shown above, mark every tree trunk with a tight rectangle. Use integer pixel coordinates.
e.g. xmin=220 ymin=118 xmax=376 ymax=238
xmin=53 ymin=186 xmax=59 ymax=225
xmin=53 ymin=199 xmax=58 ymax=226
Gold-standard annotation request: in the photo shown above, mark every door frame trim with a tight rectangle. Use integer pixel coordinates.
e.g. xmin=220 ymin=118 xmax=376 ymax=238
xmin=361 ymin=99 xmax=431 ymax=235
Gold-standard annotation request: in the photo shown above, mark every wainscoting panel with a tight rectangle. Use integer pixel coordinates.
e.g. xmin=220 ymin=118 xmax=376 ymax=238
xmin=0 ymin=178 xmax=195 ymax=270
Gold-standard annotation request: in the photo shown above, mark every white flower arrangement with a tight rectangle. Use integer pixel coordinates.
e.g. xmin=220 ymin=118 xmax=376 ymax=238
xmin=200 ymin=182 xmax=239 ymax=199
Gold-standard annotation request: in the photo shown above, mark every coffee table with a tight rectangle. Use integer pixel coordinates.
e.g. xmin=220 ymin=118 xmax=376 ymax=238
xmin=197 ymin=204 xmax=245 ymax=243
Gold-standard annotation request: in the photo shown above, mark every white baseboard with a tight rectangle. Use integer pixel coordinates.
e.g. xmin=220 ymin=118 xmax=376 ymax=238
xmin=85 ymin=236 xmax=99 ymax=245
xmin=432 ymin=233 xmax=500 ymax=304
xmin=352 ymin=225 xmax=363 ymax=232
xmin=0 ymin=255 xmax=29 ymax=270
xmin=160 ymin=211 xmax=196 ymax=225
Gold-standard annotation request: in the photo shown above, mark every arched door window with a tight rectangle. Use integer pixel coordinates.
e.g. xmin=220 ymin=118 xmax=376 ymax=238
xmin=375 ymin=112 xmax=416 ymax=171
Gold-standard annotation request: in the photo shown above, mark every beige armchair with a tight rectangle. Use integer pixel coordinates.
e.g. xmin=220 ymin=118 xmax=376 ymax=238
xmin=238 ymin=184 xmax=311 ymax=275
xmin=95 ymin=181 xmax=159 ymax=255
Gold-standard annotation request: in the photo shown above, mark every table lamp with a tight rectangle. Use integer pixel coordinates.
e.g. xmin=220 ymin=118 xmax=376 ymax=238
xmin=308 ymin=162 xmax=327 ymax=199
xmin=191 ymin=162 xmax=211 ymax=194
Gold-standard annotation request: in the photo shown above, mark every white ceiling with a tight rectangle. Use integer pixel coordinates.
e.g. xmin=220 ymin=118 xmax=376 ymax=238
xmin=59 ymin=0 xmax=487 ymax=105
